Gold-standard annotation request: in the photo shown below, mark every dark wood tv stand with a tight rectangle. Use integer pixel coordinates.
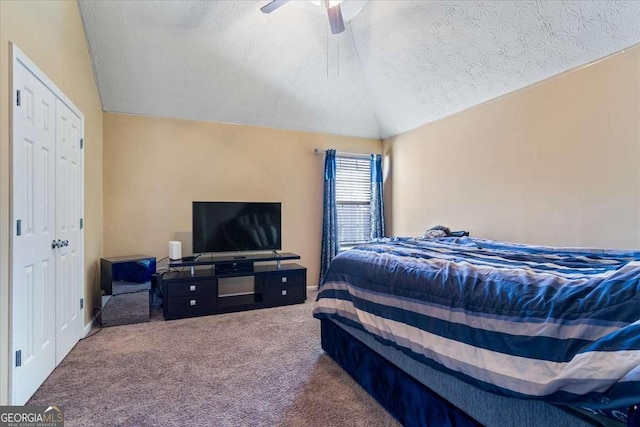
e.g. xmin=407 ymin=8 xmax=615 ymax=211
xmin=161 ymin=253 xmax=307 ymax=320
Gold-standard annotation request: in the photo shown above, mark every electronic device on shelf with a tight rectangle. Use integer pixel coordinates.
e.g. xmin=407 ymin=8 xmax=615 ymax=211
xmin=192 ymin=201 xmax=282 ymax=254
xmin=215 ymin=260 xmax=254 ymax=275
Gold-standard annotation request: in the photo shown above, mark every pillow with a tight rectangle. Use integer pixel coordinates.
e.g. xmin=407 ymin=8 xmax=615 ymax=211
xmin=422 ymin=225 xmax=451 ymax=239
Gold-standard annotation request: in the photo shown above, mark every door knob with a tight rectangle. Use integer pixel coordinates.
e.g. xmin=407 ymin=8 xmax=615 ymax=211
xmin=51 ymin=239 xmax=68 ymax=249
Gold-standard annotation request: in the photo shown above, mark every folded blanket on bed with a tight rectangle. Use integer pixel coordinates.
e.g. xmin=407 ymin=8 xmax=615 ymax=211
xmin=313 ymin=237 xmax=640 ymax=417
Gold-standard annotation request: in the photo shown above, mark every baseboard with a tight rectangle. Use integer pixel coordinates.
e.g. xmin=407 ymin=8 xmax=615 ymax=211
xmin=83 ymin=317 xmax=97 ymax=337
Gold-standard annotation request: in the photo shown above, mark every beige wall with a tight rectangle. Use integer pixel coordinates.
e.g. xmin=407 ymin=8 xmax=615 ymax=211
xmin=103 ymin=113 xmax=381 ymax=286
xmin=386 ymin=45 xmax=640 ymax=249
xmin=0 ymin=1 xmax=103 ymax=403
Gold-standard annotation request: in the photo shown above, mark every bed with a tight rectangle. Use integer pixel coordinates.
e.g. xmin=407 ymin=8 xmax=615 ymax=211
xmin=313 ymin=237 xmax=640 ymax=427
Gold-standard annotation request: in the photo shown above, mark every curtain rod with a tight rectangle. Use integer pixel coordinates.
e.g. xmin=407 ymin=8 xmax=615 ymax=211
xmin=314 ymin=148 xmax=372 ymax=160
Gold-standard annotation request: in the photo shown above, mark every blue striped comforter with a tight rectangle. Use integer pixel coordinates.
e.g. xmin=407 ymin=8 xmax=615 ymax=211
xmin=313 ymin=237 xmax=640 ymax=411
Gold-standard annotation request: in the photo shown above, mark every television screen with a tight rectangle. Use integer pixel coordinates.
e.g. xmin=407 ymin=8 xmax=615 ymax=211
xmin=192 ymin=202 xmax=282 ymax=253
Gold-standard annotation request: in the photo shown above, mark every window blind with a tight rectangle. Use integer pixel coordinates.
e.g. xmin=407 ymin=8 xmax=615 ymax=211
xmin=335 ymin=156 xmax=370 ymax=247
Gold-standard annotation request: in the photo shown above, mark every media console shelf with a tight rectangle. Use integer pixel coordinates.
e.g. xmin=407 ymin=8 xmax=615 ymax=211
xmin=169 ymin=252 xmax=301 ymax=275
xmin=161 ymin=253 xmax=306 ymax=320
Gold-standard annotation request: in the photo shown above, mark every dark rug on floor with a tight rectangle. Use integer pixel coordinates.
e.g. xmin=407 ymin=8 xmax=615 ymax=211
xmin=28 ymin=291 xmax=400 ymax=427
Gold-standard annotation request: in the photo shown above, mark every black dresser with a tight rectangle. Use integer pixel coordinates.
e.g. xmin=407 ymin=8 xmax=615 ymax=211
xmin=161 ymin=254 xmax=306 ymax=320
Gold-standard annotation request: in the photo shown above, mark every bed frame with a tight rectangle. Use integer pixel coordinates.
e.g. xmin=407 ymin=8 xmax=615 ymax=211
xmin=320 ymin=319 xmax=624 ymax=427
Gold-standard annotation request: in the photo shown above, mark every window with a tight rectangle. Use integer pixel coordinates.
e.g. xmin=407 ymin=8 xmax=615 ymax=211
xmin=335 ymin=155 xmax=370 ymax=249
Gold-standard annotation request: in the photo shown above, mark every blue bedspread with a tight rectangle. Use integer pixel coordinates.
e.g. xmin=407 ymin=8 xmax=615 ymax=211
xmin=313 ymin=237 xmax=640 ymax=412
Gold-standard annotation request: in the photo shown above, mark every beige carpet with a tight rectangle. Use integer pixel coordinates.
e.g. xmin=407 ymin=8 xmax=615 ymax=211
xmin=28 ymin=291 xmax=400 ymax=427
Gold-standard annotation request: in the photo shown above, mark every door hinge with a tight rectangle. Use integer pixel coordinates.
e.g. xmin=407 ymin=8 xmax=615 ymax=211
xmin=80 ymin=138 xmax=84 ymax=149
xmin=16 ymin=219 xmax=21 ymax=236
xmin=80 ymin=298 xmax=84 ymax=309
xmin=80 ymin=218 xmax=84 ymax=229
xmin=15 ymin=350 xmax=21 ymax=367
xmin=16 ymin=90 xmax=20 ymax=106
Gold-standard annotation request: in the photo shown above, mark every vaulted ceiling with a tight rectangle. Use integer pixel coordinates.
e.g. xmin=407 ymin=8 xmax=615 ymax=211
xmin=79 ymin=1 xmax=640 ymax=139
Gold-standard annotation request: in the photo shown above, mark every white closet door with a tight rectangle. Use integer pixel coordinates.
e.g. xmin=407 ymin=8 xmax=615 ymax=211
xmin=11 ymin=61 xmax=57 ymax=405
xmin=11 ymin=45 xmax=85 ymax=405
xmin=54 ymin=98 xmax=83 ymax=363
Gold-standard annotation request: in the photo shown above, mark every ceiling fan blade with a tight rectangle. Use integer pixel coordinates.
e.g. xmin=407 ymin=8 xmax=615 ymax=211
xmin=260 ymin=0 xmax=289 ymax=14
xmin=326 ymin=2 xmax=346 ymax=34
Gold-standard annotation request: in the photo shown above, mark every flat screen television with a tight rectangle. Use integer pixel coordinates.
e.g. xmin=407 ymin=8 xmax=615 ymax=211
xmin=192 ymin=201 xmax=282 ymax=253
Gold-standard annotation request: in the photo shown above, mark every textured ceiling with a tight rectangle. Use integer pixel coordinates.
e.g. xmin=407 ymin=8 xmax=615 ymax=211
xmin=79 ymin=1 xmax=640 ymax=139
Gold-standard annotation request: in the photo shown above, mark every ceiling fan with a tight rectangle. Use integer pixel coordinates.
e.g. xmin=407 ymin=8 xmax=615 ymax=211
xmin=261 ymin=0 xmax=346 ymax=34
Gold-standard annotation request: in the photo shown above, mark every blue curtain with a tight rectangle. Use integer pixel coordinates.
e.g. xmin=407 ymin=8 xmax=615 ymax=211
xmin=370 ymin=154 xmax=385 ymax=239
xmin=320 ymin=149 xmax=339 ymax=284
